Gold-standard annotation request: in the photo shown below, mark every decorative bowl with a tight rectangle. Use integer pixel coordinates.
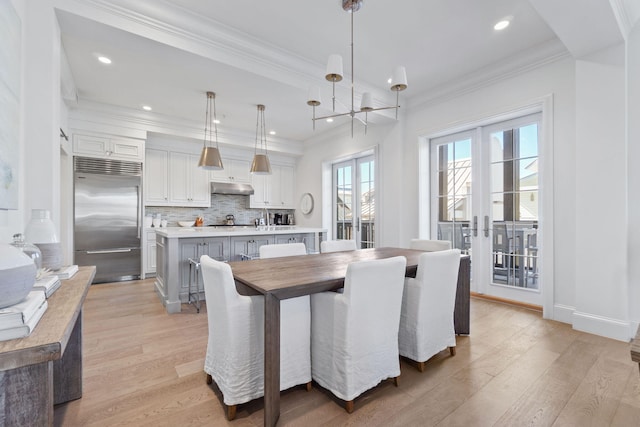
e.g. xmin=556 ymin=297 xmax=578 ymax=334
xmin=0 ymin=244 xmax=37 ymax=308
xmin=178 ymin=221 xmax=195 ymax=227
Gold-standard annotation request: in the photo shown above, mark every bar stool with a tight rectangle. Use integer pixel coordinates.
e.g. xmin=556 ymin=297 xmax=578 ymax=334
xmin=188 ymin=257 xmax=201 ymax=313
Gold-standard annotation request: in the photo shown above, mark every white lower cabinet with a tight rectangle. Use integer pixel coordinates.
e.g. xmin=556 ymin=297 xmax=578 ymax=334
xmin=144 ymin=230 xmax=157 ymax=276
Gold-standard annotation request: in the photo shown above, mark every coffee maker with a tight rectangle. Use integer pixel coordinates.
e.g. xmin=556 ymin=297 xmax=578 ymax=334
xmin=273 ymin=213 xmax=283 ymax=225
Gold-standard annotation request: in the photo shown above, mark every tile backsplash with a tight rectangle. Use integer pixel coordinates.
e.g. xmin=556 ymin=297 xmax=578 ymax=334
xmin=145 ymin=194 xmax=293 ymax=226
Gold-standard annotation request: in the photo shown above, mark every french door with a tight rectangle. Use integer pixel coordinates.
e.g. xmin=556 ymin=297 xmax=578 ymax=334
xmin=430 ymin=114 xmax=542 ymax=305
xmin=333 ymin=155 xmax=376 ymax=248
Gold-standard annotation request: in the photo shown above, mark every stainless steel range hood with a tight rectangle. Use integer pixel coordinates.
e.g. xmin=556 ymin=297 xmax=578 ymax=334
xmin=210 ymin=182 xmax=255 ymax=195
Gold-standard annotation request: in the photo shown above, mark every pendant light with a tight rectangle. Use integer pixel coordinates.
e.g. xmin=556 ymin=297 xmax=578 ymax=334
xmin=197 ymin=91 xmax=224 ymax=170
xmin=250 ymin=104 xmax=272 ymax=175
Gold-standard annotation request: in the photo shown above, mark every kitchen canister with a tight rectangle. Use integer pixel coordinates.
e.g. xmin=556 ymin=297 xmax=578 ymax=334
xmin=24 ymin=209 xmax=62 ymax=271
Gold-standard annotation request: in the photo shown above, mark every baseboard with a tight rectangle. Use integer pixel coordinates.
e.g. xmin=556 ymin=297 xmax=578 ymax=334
xmin=552 ymin=304 xmax=574 ymax=325
xmin=470 ymin=292 xmax=542 ymax=312
xmin=572 ymin=311 xmax=631 ymax=341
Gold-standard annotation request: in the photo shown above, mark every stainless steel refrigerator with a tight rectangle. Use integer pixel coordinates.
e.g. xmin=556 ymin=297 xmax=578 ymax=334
xmin=74 ymin=156 xmax=142 ymax=283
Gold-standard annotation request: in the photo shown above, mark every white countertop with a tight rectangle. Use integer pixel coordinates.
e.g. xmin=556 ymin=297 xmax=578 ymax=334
xmin=153 ymin=226 xmax=326 ymax=238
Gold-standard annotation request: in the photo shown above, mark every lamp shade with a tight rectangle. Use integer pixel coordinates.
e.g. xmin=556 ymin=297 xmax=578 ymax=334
xmin=198 ymin=146 xmax=224 ymax=170
xmin=325 ymin=54 xmax=344 ymax=82
xmin=307 ymin=86 xmax=322 ymax=106
xmin=390 ymin=66 xmax=408 ymax=91
xmin=360 ymin=92 xmax=373 ymax=111
xmin=250 ymin=154 xmax=272 ymax=175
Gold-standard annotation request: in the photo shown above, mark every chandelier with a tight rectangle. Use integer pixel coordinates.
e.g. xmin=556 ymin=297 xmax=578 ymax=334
xmin=197 ymin=91 xmax=224 ymax=170
xmin=307 ymin=0 xmax=408 ymax=136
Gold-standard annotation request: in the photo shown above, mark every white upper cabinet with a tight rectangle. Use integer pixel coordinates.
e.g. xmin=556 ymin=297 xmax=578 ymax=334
xmin=145 ymin=148 xmax=210 ymax=207
xmin=73 ymin=134 xmax=144 ymax=161
xmin=168 ymin=152 xmax=210 ymax=207
xmin=249 ymin=164 xmax=295 ymax=209
xmin=209 ymin=158 xmax=251 ymax=183
xmin=145 ymin=148 xmax=169 ymax=205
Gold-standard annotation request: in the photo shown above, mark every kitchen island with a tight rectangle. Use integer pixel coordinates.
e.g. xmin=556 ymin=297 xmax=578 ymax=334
xmin=153 ymin=226 xmax=326 ymax=313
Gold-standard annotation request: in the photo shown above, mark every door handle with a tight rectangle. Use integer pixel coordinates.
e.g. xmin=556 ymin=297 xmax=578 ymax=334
xmin=87 ymin=249 xmax=132 ymax=254
xmin=483 ymin=215 xmax=490 ymax=238
xmin=473 ymin=216 xmax=478 ymax=237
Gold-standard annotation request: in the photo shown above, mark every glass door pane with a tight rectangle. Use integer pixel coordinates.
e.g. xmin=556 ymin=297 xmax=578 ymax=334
xmin=357 ymin=156 xmax=375 ymax=248
xmin=435 ymin=137 xmax=472 ymax=254
xmin=489 ymin=121 xmax=539 ymax=289
xmin=332 ymin=155 xmax=376 ymax=248
xmin=333 ymin=162 xmax=353 ymax=240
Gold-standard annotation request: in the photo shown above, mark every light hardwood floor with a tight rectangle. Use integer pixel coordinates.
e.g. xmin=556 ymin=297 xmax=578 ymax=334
xmin=54 ymin=278 xmax=640 ymax=426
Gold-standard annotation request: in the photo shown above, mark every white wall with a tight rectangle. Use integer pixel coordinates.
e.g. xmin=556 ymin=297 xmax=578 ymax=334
xmin=573 ymin=46 xmax=628 ymax=340
xmin=0 ymin=0 xmax=26 ymax=244
xmin=296 ymin=122 xmax=404 ymax=247
xmin=627 ymin=22 xmax=640 ymax=334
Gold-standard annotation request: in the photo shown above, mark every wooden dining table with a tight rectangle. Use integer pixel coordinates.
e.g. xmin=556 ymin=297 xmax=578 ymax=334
xmin=228 ymin=247 xmax=470 ymax=426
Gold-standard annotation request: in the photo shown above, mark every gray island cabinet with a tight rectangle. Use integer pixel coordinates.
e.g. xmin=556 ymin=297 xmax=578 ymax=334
xmin=153 ymin=227 xmax=325 ymax=313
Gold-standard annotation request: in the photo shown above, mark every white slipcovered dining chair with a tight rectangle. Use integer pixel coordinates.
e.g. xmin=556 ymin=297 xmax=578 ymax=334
xmin=259 ymin=242 xmax=307 ymax=258
xmin=398 ymin=249 xmax=461 ymax=372
xmin=201 ymin=255 xmax=311 ymax=420
xmin=320 ymin=239 xmax=358 ymax=253
xmin=409 ymin=239 xmax=452 ymax=252
xmin=311 ymin=256 xmax=407 ymax=413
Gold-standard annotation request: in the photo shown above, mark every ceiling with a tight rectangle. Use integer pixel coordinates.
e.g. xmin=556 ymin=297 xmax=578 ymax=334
xmin=55 ymin=0 xmax=624 ymax=146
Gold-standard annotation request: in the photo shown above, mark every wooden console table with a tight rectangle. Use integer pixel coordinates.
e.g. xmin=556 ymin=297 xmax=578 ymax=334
xmin=0 ymin=266 xmax=95 ymax=426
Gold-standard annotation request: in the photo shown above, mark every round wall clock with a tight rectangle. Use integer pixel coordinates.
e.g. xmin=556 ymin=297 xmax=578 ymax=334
xmin=300 ymin=193 xmax=314 ymax=214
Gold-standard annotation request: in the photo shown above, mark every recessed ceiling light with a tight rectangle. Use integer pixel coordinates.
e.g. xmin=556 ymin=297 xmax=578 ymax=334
xmin=269 ymin=130 xmax=276 ymax=135
xmin=494 ymin=18 xmax=511 ymax=31
xmin=213 ymin=119 xmax=220 ymax=124
xmin=387 ymin=77 xmax=392 ymax=84
xmin=97 ymin=56 xmax=112 ymax=64
xmin=142 ymin=105 xmax=152 ymax=111
xmin=326 ymin=118 xmax=334 ymax=123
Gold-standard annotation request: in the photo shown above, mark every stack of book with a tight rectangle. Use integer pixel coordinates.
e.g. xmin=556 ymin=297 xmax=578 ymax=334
xmin=33 ymin=274 xmax=61 ymax=298
xmin=52 ymin=264 xmax=78 ymax=280
xmin=0 ymin=290 xmax=48 ymax=341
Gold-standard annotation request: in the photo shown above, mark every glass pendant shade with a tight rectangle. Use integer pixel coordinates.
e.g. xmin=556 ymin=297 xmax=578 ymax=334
xmin=198 ymin=146 xmax=223 ymax=170
xmin=390 ymin=66 xmax=408 ymax=91
xmin=325 ymin=54 xmax=344 ymax=82
xmin=199 ymin=91 xmax=224 ymax=170
xmin=250 ymin=154 xmax=272 ymax=175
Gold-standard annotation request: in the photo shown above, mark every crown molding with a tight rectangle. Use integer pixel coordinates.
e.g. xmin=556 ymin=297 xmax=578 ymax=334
xmin=407 ymin=39 xmax=570 ymax=111
xmin=610 ymin=0 xmax=640 ymax=40
xmin=67 ymin=100 xmax=303 ymax=156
